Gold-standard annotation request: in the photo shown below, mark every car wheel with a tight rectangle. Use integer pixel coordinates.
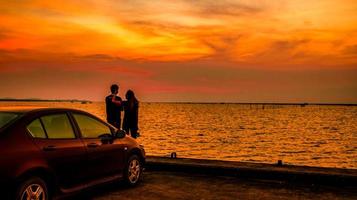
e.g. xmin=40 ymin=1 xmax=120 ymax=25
xmin=15 ymin=177 xmax=48 ymax=200
xmin=124 ymin=155 xmax=142 ymax=186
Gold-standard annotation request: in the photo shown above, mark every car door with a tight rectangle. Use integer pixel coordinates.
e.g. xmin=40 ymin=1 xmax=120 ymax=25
xmin=27 ymin=113 xmax=88 ymax=188
xmin=71 ymin=112 xmax=126 ymax=180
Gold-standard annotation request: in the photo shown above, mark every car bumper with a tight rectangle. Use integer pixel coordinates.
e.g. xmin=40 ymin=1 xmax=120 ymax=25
xmin=139 ymin=145 xmax=146 ymax=162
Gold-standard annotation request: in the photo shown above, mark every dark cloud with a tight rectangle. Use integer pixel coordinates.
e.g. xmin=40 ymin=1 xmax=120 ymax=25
xmin=0 ymin=27 xmax=17 ymax=41
xmin=201 ymin=34 xmax=242 ymax=56
xmin=188 ymin=1 xmax=263 ymax=17
xmin=78 ymin=54 xmax=116 ymax=61
xmin=251 ymin=39 xmax=311 ymax=63
xmin=343 ymin=45 xmax=357 ymax=55
xmin=270 ymin=39 xmax=310 ymax=50
xmin=118 ymin=0 xmax=264 ymax=30
xmin=0 ymin=31 xmax=9 ymax=40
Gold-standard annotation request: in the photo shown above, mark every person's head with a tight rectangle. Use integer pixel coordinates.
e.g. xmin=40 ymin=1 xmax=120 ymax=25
xmin=125 ymin=89 xmax=135 ymax=100
xmin=110 ymin=84 xmax=119 ymax=94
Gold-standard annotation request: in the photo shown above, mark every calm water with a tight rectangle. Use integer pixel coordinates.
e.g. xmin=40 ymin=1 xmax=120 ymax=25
xmin=1 ymin=101 xmax=356 ymax=169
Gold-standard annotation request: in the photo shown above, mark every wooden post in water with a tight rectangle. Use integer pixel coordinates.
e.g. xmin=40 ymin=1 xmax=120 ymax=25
xmin=277 ymin=160 xmax=283 ymax=166
xmin=171 ymin=152 xmax=177 ymax=159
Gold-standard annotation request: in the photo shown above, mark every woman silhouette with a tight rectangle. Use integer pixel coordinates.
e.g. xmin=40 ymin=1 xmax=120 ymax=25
xmin=123 ymin=90 xmax=139 ymax=138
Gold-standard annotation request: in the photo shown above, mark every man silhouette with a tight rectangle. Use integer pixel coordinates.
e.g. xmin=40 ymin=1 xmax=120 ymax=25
xmin=105 ymin=84 xmax=123 ymax=129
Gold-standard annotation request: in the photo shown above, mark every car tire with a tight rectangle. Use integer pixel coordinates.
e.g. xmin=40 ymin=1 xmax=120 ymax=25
xmin=124 ymin=155 xmax=142 ymax=186
xmin=15 ymin=177 xmax=49 ymax=200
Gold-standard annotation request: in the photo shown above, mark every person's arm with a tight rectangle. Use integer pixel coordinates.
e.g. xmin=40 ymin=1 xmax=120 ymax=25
xmin=111 ymin=95 xmax=122 ymax=106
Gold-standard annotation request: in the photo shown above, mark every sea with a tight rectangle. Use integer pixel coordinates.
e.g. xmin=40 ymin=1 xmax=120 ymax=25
xmin=1 ymin=101 xmax=356 ymax=169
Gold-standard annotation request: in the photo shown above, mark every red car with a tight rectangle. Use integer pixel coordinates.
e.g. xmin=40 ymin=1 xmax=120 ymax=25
xmin=0 ymin=107 xmax=145 ymax=200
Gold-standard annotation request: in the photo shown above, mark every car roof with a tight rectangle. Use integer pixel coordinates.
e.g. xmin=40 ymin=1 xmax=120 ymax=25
xmin=0 ymin=106 xmax=83 ymax=114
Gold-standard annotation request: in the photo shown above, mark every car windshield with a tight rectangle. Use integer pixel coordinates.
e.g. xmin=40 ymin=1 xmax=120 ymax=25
xmin=0 ymin=112 xmax=21 ymax=129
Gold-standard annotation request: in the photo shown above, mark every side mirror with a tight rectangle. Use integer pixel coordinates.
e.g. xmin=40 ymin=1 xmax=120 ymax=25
xmin=115 ymin=130 xmax=126 ymax=139
xmin=98 ymin=133 xmax=113 ymax=144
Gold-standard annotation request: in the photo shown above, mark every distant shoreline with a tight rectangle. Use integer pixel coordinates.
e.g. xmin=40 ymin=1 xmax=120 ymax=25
xmin=0 ymin=99 xmax=356 ymax=106
xmin=146 ymin=102 xmax=357 ymax=106
xmin=150 ymin=102 xmax=357 ymax=106
xmin=0 ymin=98 xmax=92 ymax=103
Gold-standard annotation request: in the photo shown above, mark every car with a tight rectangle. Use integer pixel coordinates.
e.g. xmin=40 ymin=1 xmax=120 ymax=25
xmin=0 ymin=107 xmax=145 ymax=200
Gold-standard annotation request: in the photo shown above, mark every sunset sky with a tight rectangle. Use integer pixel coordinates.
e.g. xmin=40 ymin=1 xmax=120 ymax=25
xmin=0 ymin=0 xmax=356 ymax=102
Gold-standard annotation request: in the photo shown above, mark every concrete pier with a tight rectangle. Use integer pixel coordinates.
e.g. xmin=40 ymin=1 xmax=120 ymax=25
xmin=145 ymin=156 xmax=357 ymax=187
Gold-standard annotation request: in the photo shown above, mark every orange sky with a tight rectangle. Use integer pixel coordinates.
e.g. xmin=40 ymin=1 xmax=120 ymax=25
xmin=0 ymin=0 xmax=356 ymax=102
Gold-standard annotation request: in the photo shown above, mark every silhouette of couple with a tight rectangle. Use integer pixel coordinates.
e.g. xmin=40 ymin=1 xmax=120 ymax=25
xmin=105 ymin=84 xmax=139 ymax=138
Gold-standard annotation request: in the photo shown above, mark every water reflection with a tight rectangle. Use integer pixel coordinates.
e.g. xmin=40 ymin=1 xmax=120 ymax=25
xmin=1 ymin=101 xmax=356 ymax=169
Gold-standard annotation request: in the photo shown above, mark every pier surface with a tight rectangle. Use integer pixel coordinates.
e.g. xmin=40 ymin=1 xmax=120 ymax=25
xmin=66 ymin=156 xmax=357 ymax=200
xmin=71 ymin=171 xmax=355 ymax=200
xmin=145 ymin=156 xmax=357 ymax=187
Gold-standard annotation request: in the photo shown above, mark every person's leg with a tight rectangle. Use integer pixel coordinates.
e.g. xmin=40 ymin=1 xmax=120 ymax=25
xmin=130 ymin=128 xmax=138 ymax=138
xmin=117 ymin=118 xmax=122 ymax=130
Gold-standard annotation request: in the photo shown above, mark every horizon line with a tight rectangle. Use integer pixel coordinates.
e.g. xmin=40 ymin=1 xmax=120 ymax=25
xmin=0 ymin=98 xmax=356 ymax=106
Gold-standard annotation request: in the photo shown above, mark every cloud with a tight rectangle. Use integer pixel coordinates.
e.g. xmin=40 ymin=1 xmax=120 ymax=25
xmin=1 ymin=0 xmax=356 ymax=64
xmin=0 ymin=49 xmax=152 ymax=77
xmin=183 ymin=0 xmax=264 ymax=17
xmin=343 ymin=45 xmax=357 ymax=55
xmin=0 ymin=0 xmax=356 ymax=102
xmin=0 ymin=28 xmax=11 ymax=40
xmin=252 ymin=39 xmax=311 ymax=63
xmin=0 ymin=47 xmax=356 ymax=102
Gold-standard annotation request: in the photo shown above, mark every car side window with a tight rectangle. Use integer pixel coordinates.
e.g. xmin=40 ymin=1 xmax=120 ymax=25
xmin=27 ymin=119 xmax=46 ymax=138
xmin=41 ymin=114 xmax=75 ymax=139
xmin=73 ymin=113 xmax=111 ymax=138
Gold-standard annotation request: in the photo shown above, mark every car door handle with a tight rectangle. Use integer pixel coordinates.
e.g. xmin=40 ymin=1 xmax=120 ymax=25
xmin=87 ymin=143 xmax=99 ymax=148
xmin=43 ymin=145 xmax=56 ymax=151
